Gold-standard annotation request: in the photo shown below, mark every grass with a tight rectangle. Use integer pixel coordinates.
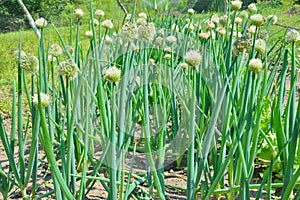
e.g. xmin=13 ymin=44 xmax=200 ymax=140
xmin=259 ymin=1 xmax=300 ymax=42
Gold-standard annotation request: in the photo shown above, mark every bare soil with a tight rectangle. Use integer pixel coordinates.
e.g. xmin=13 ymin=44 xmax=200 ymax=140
xmin=0 ymin=137 xmax=275 ymax=200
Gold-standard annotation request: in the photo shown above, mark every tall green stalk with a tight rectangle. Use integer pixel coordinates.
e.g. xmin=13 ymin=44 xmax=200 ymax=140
xmin=109 ymin=83 xmax=117 ymax=199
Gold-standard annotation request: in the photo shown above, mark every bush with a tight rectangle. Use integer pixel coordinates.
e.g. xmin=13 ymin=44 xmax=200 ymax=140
xmin=0 ymin=0 xmax=27 ymax=33
xmin=0 ymin=0 xmax=80 ymax=33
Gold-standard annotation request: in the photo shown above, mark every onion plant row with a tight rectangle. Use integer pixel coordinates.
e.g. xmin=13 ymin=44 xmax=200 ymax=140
xmin=0 ymin=1 xmax=299 ymax=199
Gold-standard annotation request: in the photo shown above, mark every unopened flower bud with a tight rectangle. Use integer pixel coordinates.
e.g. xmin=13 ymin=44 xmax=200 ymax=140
xmin=158 ymin=28 xmax=164 ymax=36
xmin=250 ymin=14 xmax=264 ymax=26
xmin=33 ymin=93 xmax=50 ymax=108
xmin=188 ymin=8 xmax=195 ymax=15
xmin=231 ymin=1 xmax=242 ymax=11
xmin=66 ymin=45 xmax=74 ymax=55
xmin=216 ymin=27 xmax=226 ymax=35
xmin=149 ymin=59 xmax=155 ymax=65
xmin=172 ymin=24 xmax=179 ymax=32
xmin=235 ymin=17 xmax=243 ymax=25
xmin=125 ymin=14 xmax=132 ymax=21
xmin=102 ymin=19 xmax=114 ymax=29
xmin=85 ymin=30 xmax=93 ymax=39
xmin=35 ymin=17 xmax=47 ymax=28
xmin=219 ymin=15 xmax=228 ymax=26
xmin=74 ymin=9 xmax=84 ymax=18
xmin=164 ymin=47 xmax=172 ymax=52
xmin=240 ymin=10 xmax=248 ymax=19
xmin=180 ymin=62 xmax=188 ymax=69
xmin=211 ymin=14 xmax=219 ymax=25
xmin=48 ymin=55 xmax=57 ymax=63
xmin=184 ymin=23 xmax=194 ymax=31
xmin=95 ymin=9 xmax=105 ymax=17
xmin=249 ymin=58 xmax=263 ymax=73
xmin=255 ymin=39 xmax=266 ymax=53
xmin=93 ymin=18 xmax=99 ymax=26
xmin=164 ymin=54 xmax=171 ymax=60
xmin=104 ymin=36 xmax=113 ymax=45
xmin=138 ymin=12 xmax=147 ymax=19
xmin=136 ymin=18 xmax=147 ymax=25
xmin=206 ymin=20 xmax=215 ymax=29
xmin=248 ymin=3 xmax=257 ymax=13
xmin=199 ymin=32 xmax=210 ymax=39
xmin=247 ymin=25 xmax=256 ymax=34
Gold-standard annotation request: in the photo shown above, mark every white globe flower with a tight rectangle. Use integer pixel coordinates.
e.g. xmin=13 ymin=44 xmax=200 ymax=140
xmin=188 ymin=8 xmax=195 ymax=15
xmin=48 ymin=44 xmax=63 ymax=57
xmin=74 ymin=9 xmax=84 ymax=18
xmin=95 ymin=9 xmax=105 ymax=17
xmin=138 ymin=22 xmax=156 ymax=42
xmin=285 ymin=29 xmax=300 ymax=43
xmin=166 ymin=35 xmax=177 ymax=44
xmin=20 ymin=53 xmax=39 ymax=74
xmin=58 ymin=59 xmax=78 ymax=80
xmin=102 ymin=19 xmax=114 ymax=29
xmin=120 ymin=22 xmax=138 ymax=43
xmin=85 ymin=30 xmax=93 ymax=39
xmin=35 ymin=17 xmax=47 ymax=28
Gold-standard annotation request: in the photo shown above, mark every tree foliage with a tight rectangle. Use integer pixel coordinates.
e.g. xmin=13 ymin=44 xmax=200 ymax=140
xmin=0 ymin=0 xmax=76 ymax=33
xmin=192 ymin=0 xmax=257 ymax=12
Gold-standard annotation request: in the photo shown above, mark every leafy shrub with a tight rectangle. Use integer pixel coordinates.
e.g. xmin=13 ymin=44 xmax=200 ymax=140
xmin=0 ymin=0 xmax=81 ymax=33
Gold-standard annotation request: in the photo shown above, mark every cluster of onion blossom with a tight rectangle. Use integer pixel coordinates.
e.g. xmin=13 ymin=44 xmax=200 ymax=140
xmin=58 ymin=59 xmax=78 ymax=80
xmin=15 ymin=51 xmax=39 ymax=74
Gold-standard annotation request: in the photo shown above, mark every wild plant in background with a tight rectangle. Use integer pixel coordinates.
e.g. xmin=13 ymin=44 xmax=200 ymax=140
xmin=0 ymin=1 xmax=299 ymax=200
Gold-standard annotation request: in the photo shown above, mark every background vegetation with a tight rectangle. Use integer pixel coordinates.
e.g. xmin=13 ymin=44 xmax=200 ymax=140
xmin=0 ymin=0 xmax=265 ymax=33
